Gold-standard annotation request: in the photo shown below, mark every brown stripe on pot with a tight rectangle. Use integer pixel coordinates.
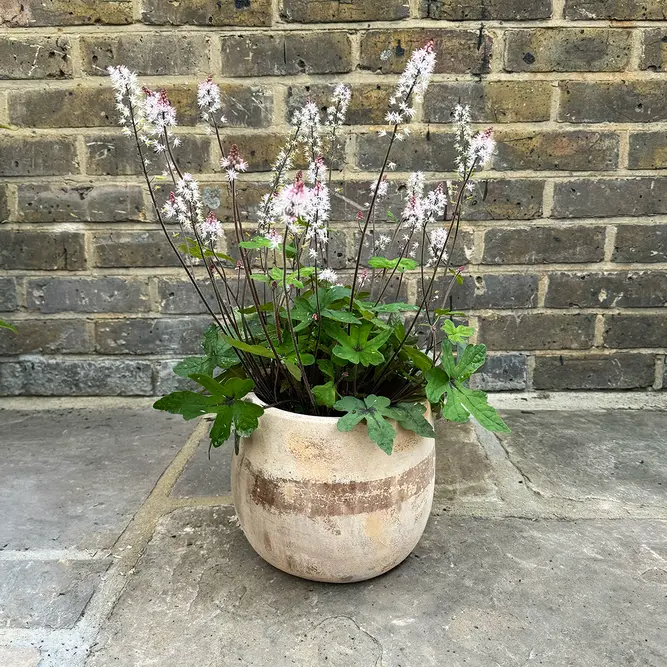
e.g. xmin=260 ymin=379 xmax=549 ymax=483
xmin=246 ymin=450 xmax=435 ymax=518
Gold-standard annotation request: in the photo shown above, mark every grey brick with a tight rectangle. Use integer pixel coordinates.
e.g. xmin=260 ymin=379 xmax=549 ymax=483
xmin=423 ymin=81 xmax=553 ymax=124
xmin=613 ymin=225 xmax=667 ymax=263
xmin=604 ymin=315 xmax=667 ymax=348
xmin=0 ymin=359 xmax=153 ymax=396
xmin=469 ymin=354 xmax=528 ymax=391
xmin=281 ymin=0 xmax=409 ymax=22
xmin=154 ymin=359 xmax=197 ymax=395
xmin=462 ymin=180 xmax=544 ymax=221
xmin=493 ymin=131 xmax=619 ymax=172
xmin=360 ymin=29 xmax=492 ymax=75
xmin=421 ymin=0 xmax=551 ymax=20
xmin=553 ymin=179 xmax=667 ymax=219
xmin=0 ymin=278 xmax=17 ymax=312
xmin=641 ymin=29 xmax=667 ymax=71
xmin=0 ymin=319 xmax=92 ymax=355
xmin=479 ymin=313 xmax=596 ymax=350
xmin=81 ymin=34 xmax=209 ymax=76
xmin=565 ymin=0 xmax=667 ymax=20
xmin=141 ymin=0 xmax=271 ymax=26
xmin=220 ymin=32 xmax=353 ymax=77
xmin=0 ymin=135 xmax=78 ymax=176
xmin=483 ymin=226 xmax=605 ymax=264
xmin=534 ymin=354 xmax=656 ymax=390
xmin=628 ymin=132 xmax=667 ymax=169
xmin=26 ymin=278 xmax=151 ymax=314
xmin=95 ymin=318 xmax=209 ymax=355
xmin=92 ymin=232 xmax=181 ymax=268
xmin=0 ymin=186 xmax=8 ymax=222
xmin=546 ymin=272 xmax=667 ymax=308
xmin=1 ymin=0 xmax=133 ymax=26
xmin=505 ymin=29 xmax=632 ymax=73
xmin=17 ymin=184 xmax=145 ymax=223
xmin=448 ymin=273 xmax=539 ymax=310
xmin=156 ymin=278 xmax=217 ymax=315
xmin=0 ymin=231 xmax=86 ymax=270
xmin=0 ymin=36 xmax=72 ymax=79
xmin=559 ymin=81 xmax=667 ymax=123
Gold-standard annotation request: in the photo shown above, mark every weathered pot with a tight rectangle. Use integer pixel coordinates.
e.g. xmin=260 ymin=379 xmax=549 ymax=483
xmin=231 ymin=404 xmax=435 ymax=583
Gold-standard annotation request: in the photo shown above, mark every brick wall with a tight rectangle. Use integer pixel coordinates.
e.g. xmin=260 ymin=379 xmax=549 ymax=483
xmin=1 ymin=0 xmax=666 ymax=395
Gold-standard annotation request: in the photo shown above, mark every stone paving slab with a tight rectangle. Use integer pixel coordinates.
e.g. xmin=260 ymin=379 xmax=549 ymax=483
xmin=498 ymin=410 xmax=667 ymax=506
xmin=0 ymin=560 xmax=109 ymax=630
xmin=0 ymin=408 xmax=196 ymax=550
xmin=87 ymin=505 xmax=667 ymax=667
xmin=0 ymin=646 xmax=42 ymax=667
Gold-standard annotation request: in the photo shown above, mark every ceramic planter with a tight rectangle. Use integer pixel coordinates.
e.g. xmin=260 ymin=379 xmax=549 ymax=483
xmin=231 ymin=404 xmax=435 ymax=583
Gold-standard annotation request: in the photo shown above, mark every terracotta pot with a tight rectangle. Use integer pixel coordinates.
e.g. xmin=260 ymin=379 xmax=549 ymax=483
xmin=231 ymin=404 xmax=435 ymax=583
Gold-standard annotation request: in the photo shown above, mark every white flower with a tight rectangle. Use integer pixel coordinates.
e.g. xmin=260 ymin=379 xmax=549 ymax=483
xmin=326 ymin=84 xmax=351 ymax=127
xmin=319 ymin=268 xmax=339 ymax=284
xmin=263 ymin=228 xmax=283 ymax=250
xmin=197 ymin=76 xmax=223 ymax=122
xmin=199 ymin=212 xmax=222 ymax=242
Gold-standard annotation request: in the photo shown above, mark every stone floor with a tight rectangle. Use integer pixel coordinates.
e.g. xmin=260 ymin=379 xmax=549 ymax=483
xmin=1 ymin=394 xmax=666 ymax=667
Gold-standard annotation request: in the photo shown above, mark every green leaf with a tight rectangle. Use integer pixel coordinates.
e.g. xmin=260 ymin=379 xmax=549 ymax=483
xmin=153 ymin=391 xmax=219 ymax=420
xmin=239 ymin=237 xmax=273 ymax=250
xmin=220 ymin=377 xmax=255 ymax=399
xmin=443 ymin=319 xmax=475 ymax=344
xmin=455 ymin=344 xmax=487 ymax=382
xmin=210 ymin=406 xmax=233 ymax=446
xmin=220 ymin=334 xmax=275 ymax=359
xmin=312 ymin=381 xmax=337 ymax=408
xmin=454 ymin=385 xmax=510 ymax=433
xmin=0 ymin=319 xmax=17 ymax=333
xmin=202 ymin=325 xmax=240 ymax=369
xmin=393 ymin=402 xmax=435 ymax=438
xmin=317 ymin=359 xmax=335 ymax=379
xmin=373 ymin=302 xmax=420 ymax=313
xmin=334 ymin=395 xmax=400 ymax=454
xmin=209 ymin=398 xmax=265 ymax=446
xmin=285 ymin=361 xmax=302 ymax=381
xmin=442 ymin=384 xmax=470 ymax=423
xmin=368 ymin=257 xmax=418 ymax=272
xmin=321 ymin=309 xmax=360 ymax=324
xmin=403 ymin=345 xmax=433 ymax=373
xmin=189 ymin=373 xmax=226 ymax=397
xmin=178 ymin=238 xmax=233 ymax=263
xmin=425 ymin=366 xmax=449 ymax=403
xmin=173 ymin=356 xmax=215 ymax=379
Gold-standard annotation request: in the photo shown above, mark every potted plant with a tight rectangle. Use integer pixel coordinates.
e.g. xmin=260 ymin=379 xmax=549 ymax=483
xmin=108 ymin=41 xmax=507 ymax=583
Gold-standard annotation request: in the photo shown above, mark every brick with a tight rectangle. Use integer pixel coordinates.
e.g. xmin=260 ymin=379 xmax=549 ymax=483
xmin=0 ymin=359 xmax=153 ymax=397
xmin=628 ymin=132 xmax=667 ymax=169
xmin=0 ymin=231 xmax=86 ymax=270
xmin=356 ymin=130 xmax=457 ymax=172
xmin=281 ymin=0 xmax=409 ymax=22
xmin=505 ymin=29 xmax=631 ymax=73
xmin=423 ymin=81 xmax=552 ymax=124
xmin=463 ymin=179 xmax=544 ymax=221
xmin=286 ymin=82 xmax=393 ymax=125
xmin=154 ymin=359 xmax=197 ymax=394
xmin=546 ymin=272 xmax=667 ymax=308
xmin=0 ymin=319 xmax=92 ymax=355
xmin=421 ymin=0 xmax=551 ymax=20
xmin=604 ymin=315 xmax=667 ymax=348
xmin=1 ymin=0 xmax=132 ymax=26
xmin=17 ymin=184 xmax=145 ymax=223
xmin=449 ymin=273 xmax=539 ymax=310
xmin=534 ymin=354 xmax=656 ymax=390
xmin=493 ymin=131 xmax=619 ymax=172
xmin=81 ymin=34 xmax=209 ymax=76
xmin=141 ymin=0 xmax=271 ymax=26
xmin=157 ymin=277 xmax=217 ymax=315
xmin=469 ymin=354 xmax=528 ymax=391
xmin=613 ymin=225 xmax=667 ymax=263
xmin=360 ymin=29 xmax=492 ymax=75
xmin=96 ymin=317 xmax=209 ymax=354
xmin=0 ymin=278 xmax=18 ymax=312
xmin=479 ymin=313 xmax=596 ymax=350
xmin=641 ymin=29 xmax=667 ymax=71
xmin=92 ymin=231 xmax=181 ymax=268
xmin=552 ymin=178 xmax=667 ymax=219
xmin=26 ymin=277 xmax=151 ymax=314
xmin=565 ymin=0 xmax=667 ymax=20
xmin=8 ymin=86 xmax=115 ymax=128
xmin=220 ymin=32 xmax=353 ymax=77
xmin=0 ymin=186 xmax=8 ymax=222
xmin=84 ymin=133 xmax=211 ymax=176
xmin=483 ymin=226 xmax=605 ymax=264
xmin=0 ymin=36 xmax=72 ymax=79
xmin=559 ymin=81 xmax=667 ymax=123
xmin=0 ymin=135 xmax=78 ymax=176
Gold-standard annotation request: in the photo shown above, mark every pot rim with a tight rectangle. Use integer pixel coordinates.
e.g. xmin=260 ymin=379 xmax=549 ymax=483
xmin=251 ymin=394 xmax=430 ymax=425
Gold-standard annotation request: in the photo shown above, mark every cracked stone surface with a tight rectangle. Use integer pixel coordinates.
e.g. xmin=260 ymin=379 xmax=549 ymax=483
xmin=497 ymin=410 xmax=667 ymax=505
xmin=87 ymin=506 xmax=667 ymax=667
xmin=0 ymin=560 xmax=109 ymax=629
xmin=0 ymin=408 xmax=197 ymax=550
